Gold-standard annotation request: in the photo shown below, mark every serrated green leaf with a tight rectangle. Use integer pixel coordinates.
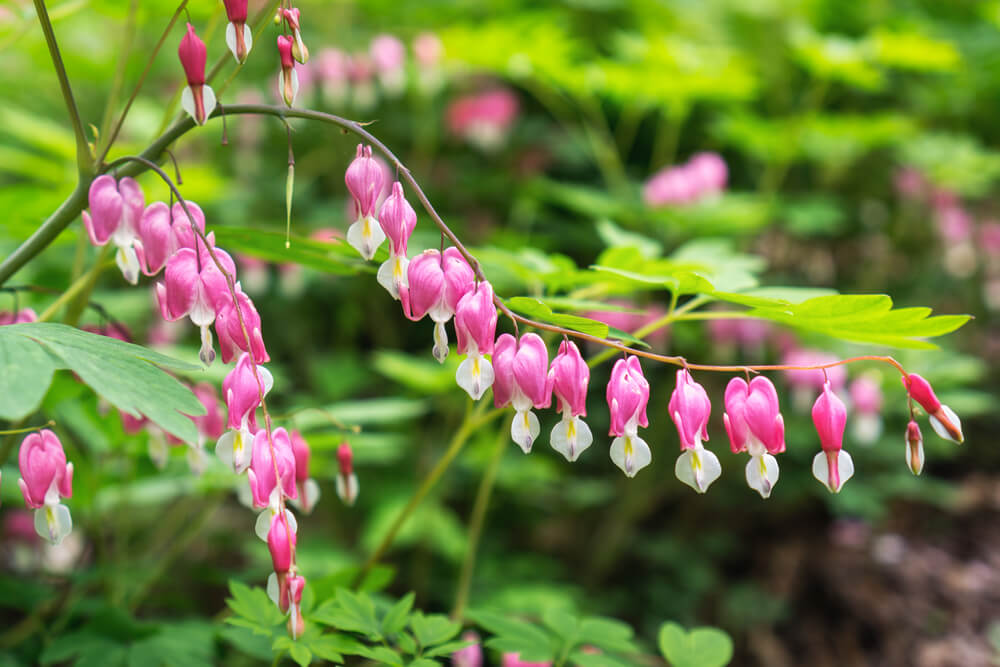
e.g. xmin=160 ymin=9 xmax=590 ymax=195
xmin=469 ymin=610 xmax=556 ymax=661
xmin=658 ymin=622 xmax=733 ymax=667
xmin=423 ymin=639 xmax=474 ymax=658
xmin=576 ymin=617 xmax=638 ymax=654
xmin=1 ymin=323 xmax=203 ymax=442
xmin=409 ymin=612 xmax=461 ymax=648
xmin=0 ymin=327 xmax=60 ymax=420
xmin=570 ymin=652 xmax=634 ymax=667
xmin=407 ymin=659 xmax=439 ymax=667
xmin=288 ymin=643 xmax=312 ymax=667
xmin=745 ymin=294 xmax=970 ymax=348
xmin=357 ymin=645 xmax=403 ymax=666
xmin=541 ymin=608 xmax=579 ymax=642
xmin=225 ymin=581 xmax=286 ymax=632
xmin=305 ymin=634 xmax=346 ymax=663
xmin=218 ymin=626 xmax=275 ymax=660
xmin=382 ymin=592 xmax=415 ymax=636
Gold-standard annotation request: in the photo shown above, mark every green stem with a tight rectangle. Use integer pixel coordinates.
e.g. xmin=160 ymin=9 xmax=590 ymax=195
xmin=36 ymin=248 xmax=111 ymax=322
xmin=353 ymin=403 xmax=504 ymax=589
xmin=451 ymin=422 xmax=509 ymax=621
xmin=96 ymin=0 xmax=188 ymax=165
xmin=33 ymin=0 xmax=91 ymax=175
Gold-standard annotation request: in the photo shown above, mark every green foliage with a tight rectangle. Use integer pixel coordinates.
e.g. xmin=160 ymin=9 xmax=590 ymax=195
xmin=0 ymin=322 xmax=203 ymax=441
xmin=658 ymin=622 xmax=734 ymax=667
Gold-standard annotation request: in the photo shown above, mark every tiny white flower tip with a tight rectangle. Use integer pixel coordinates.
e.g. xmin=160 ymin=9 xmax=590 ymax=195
xmin=811 ymin=450 xmax=855 ymax=493
xmin=335 ymin=473 xmax=359 ymax=506
xmin=674 ymin=447 xmax=721 ymax=494
xmin=929 ymin=405 xmax=963 ymax=443
xmin=456 ymin=355 xmax=495 ymax=400
xmin=116 ymin=246 xmax=140 ymax=285
xmin=511 ymin=409 xmax=539 ymax=454
xmin=35 ymin=504 xmax=73 ymax=546
xmin=745 ymin=453 xmax=779 ymax=499
xmin=432 ymin=320 xmax=449 ymax=364
xmin=550 ymin=415 xmax=593 ymax=462
xmin=610 ymin=435 xmax=651 ymax=478
xmin=266 ymin=571 xmax=280 ymax=607
xmin=346 ymin=216 xmax=385 ymax=261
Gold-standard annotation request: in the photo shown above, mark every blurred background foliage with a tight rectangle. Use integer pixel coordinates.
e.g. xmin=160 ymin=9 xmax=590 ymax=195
xmin=1 ymin=0 xmax=999 ymax=665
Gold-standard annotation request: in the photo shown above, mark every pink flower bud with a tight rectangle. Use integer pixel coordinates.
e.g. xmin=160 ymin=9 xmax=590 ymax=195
xmin=248 ymin=427 xmax=298 ymax=508
xmin=723 ymin=376 xmax=785 ymax=455
xmin=18 ymin=430 xmax=72 ymax=509
xmin=346 ymin=145 xmax=384 ymax=220
xmin=178 ymin=24 xmax=216 ymax=125
xmin=336 ymin=442 xmax=358 ymax=506
xmin=906 ymin=419 xmax=924 ymax=475
xmin=811 ymin=381 xmax=853 ymax=493
xmin=606 ymin=356 xmax=649 ymax=438
xmin=223 ymin=0 xmax=251 ymax=63
xmin=670 ymin=369 xmax=722 ymax=493
xmin=291 ymin=431 xmax=311 ymax=484
xmin=455 ymin=282 xmax=497 ymax=357
xmin=214 ymin=286 xmax=269 ymax=365
xmin=642 ymin=166 xmax=697 ymax=207
xmin=494 ymin=333 xmax=551 ymax=452
xmin=446 ymin=89 xmax=520 ymax=151
xmin=81 ymin=175 xmax=124 ymax=246
xmin=549 ymin=341 xmax=589 ymax=418
xmin=493 ymin=334 xmax=551 ymax=411
xmin=378 ymin=182 xmax=417 ymax=257
xmin=267 ymin=512 xmax=295 ymax=574
xmin=277 ymin=35 xmax=298 ymax=107
xmin=287 ymin=575 xmax=306 ymax=638
xmin=281 ymin=8 xmax=309 ymax=63
xmin=400 ymin=248 xmax=474 ymax=361
xmin=222 ymin=352 xmax=273 ymax=431
xmin=903 ymin=373 xmax=963 ymax=443
xmin=849 ymin=376 xmax=883 ymax=415
xmin=452 ymin=632 xmax=483 ymax=667
xmin=370 ymin=34 xmax=405 ymax=73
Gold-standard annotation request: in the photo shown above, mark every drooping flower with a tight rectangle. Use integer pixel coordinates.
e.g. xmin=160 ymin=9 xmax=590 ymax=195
xmin=214 ymin=284 xmax=269 ymax=365
xmin=686 ymin=152 xmax=728 ymax=195
xmin=290 ymin=430 xmax=321 ymax=513
xmin=281 ymin=7 xmax=309 ymax=64
xmin=454 ymin=281 xmax=497 ymax=400
xmin=82 ymin=175 xmax=144 ymax=283
xmin=905 ymin=419 xmax=924 ymax=475
xmin=335 ymin=442 xmax=359 ymax=506
xmin=223 ymin=0 xmax=252 ymax=63
xmin=345 ymin=144 xmax=387 ymax=260
xmin=903 ymin=373 xmax=963 ymax=443
xmin=18 ymin=430 xmax=74 ymax=545
xmin=811 ymin=381 xmax=853 ymax=493
xmin=606 ymin=356 xmax=651 ymax=477
xmin=0 ymin=309 xmax=37 ymax=325
xmin=399 ymin=247 xmax=475 ymax=362
xmin=316 ymin=48 xmax=349 ymax=105
xmin=370 ymin=34 xmax=406 ymax=95
xmin=155 ymin=235 xmax=236 ymax=365
xmin=493 ymin=333 xmax=551 ymax=453
xmin=723 ymin=376 xmax=784 ymax=498
xmin=276 ymin=35 xmax=298 ymax=108
xmin=376 ymin=182 xmax=418 ymax=299
xmin=286 ymin=575 xmax=306 ymax=639
xmin=412 ymin=32 xmax=444 ymax=94
xmin=247 ymin=427 xmax=298 ymax=540
xmin=266 ymin=512 xmax=296 ymax=612
xmin=178 ymin=23 xmax=216 ymax=125
xmin=217 ymin=353 xmax=273 ymax=475
xmin=548 ymin=341 xmax=592 ymax=462
xmin=670 ymin=369 xmax=721 ymax=493
xmin=849 ymin=375 xmax=883 ymax=445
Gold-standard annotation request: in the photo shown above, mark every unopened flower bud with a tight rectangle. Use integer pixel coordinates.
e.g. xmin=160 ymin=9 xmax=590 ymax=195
xmin=906 ymin=419 xmax=924 ymax=475
xmin=178 ymin=23 xmax=216 ymax=125
xmin=277 ymin=35 xmax=298 ymax=108
xmin=903 ymin=373 xmax=963 ymax=443
xmin=811 ymin=381 xmax=854 ymax=493
xmin=223 ymin=0 xmax=252 ymax=63
xmin=336 ymin=443 xmax=359 ymax=506
xmin=670 ymin=369 xmax=720 ymax=493
xmin=282 ymin=8 xmax=309 ymax=64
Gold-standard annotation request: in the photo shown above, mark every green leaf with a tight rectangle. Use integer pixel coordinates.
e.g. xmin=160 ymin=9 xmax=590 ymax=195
xmin=576 ymin=617 xmax=638 ymax=654
xmin=407 ymin=659 xmax=439 ymax=667
xmin=305 ymin=634 xmax=347 ymax=663
xmin=658 ymin=622 xmax=733 ymax=667
xmin=288 ymin=642 xmax=312 ymax=667
xmin=745 ymin=295 xmax=970 ymax=349
xmin=218 ymin=626 xmax=275 ymax=660
xmin=541 ymin=608 xmax=579 ymax=643
xmin=225 ymin=581 xmax=286 ymax=634
xmin=571 ymin=652 xmax=635 ymax=667
xmin=0 ymin=323 xmax=203 ymax=442
xmin=469 ymin=610 xmax=556 ymax=662
xmin=311 ymin=589 xmax=382 ymax=638
xmin=423 ymin=639 xmax=475 ymax=657
xmin=409 ymin=612 xmax=461 ymax=647
xmin=357 ymin=645 xmax=403 ymax=666
xmin=212 ymin=226 xmax=375 ymax=275
xmin=0 ymin=326 xmax=60 ymax=420
xmin=506 ymin=297 xmax=610 ymax=339
xmin=382 ymin=592 xmax=416 ymax=636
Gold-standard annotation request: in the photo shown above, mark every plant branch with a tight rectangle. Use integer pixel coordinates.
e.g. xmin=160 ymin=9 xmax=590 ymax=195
xmin=33 ymin=0 xmax=91 ymax=174
xmin=353 ymin=403 xmax=505 ymax=589
xmin=452 ymin=421 xmax=508 ymax=621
